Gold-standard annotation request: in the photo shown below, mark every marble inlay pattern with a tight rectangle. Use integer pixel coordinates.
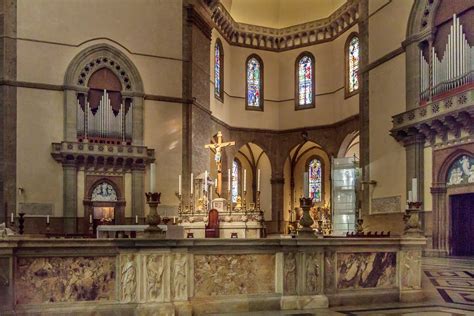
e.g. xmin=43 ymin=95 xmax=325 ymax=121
xmin=283 ymin=253 xmax=297 ymax=295
xmin=171 ymin=253 xmax=188 ymax=301
xmin=15 ymin=256 xmax=115 ymax=304
xmin=371 ymin=196 xmax=401 ymax=214
xmin=337 ymin=252 xmax=396 ymax=289
xmin=120 ymin=253 xmax=137 ymax=303
xmin=400 ymin=250 xmax=422 ymax=290
xmin=194 ymin=254 xmax=275 ymax=297
xmin=305 ymin=252 xmax=322 ymax=294
xmin=144 ymin=254 xmax=167 ymax=302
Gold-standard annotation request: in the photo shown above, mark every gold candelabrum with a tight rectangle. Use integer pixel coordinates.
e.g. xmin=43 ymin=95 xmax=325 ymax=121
xmin=255 ymin=191 xmax=261 ymax=211
xmin=404 ymin=201 xmax=423 ymax=237
xmin=298 ymin=197 xmax=317 ymax=238
xmin=243 ymin=190 xmax=247 ymax=213
xmin=227 ymin=190 xmax=232 ymax=213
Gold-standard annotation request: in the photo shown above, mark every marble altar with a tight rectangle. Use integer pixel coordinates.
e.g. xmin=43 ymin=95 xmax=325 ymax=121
xmin=0 ymin=236 xmax=425 ymax=315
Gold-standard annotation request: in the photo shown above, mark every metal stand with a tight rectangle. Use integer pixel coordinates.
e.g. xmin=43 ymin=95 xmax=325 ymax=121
xmin=18 ymin=213 xmax=25 ymax=235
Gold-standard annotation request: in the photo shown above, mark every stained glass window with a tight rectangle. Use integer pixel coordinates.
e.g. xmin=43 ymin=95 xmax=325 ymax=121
xmin=214 ymin=40 xmax=223 ymax=100
xmin=348 ymin=35 xmax=360 ymax=93
xmin=298 ymin=55 xmax=313 ymax=106
xmin=232 ymin=159 xmax=240 ymax=203
xmin=308 ymin=158 xmax=322 ymax=202
xmin=246 ymin=56 xmax=262 ymax=108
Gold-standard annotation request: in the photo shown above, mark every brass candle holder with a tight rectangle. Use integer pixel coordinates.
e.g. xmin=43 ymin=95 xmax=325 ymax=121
xmin=144 ymin=192 xmax=165 ymax=238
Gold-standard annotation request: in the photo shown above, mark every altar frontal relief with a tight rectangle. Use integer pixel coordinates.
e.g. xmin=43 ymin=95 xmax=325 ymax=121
xmin=194 ymin=254 xmax=275 ymax=296
xmin=337 ymin=252 xmax=396 ymax=289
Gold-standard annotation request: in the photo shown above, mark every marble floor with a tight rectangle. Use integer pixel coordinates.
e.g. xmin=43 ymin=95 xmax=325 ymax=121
xmin=217 ymin=256 xmax=474 ymax=316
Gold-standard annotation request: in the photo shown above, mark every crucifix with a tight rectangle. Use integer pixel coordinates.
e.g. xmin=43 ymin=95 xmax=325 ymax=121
xmin=205 ymin=131 xmax=235 ymax=197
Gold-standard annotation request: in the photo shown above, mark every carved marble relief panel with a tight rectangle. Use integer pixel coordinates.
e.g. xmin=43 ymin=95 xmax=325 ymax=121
xmin=400 ymin=250 xmax=422 ymax=290
xmin=15 ymin=256 xmax=115 ymax=304
xmin=143 ymin=254 xmax=167 ymax=302
xmin=194 ymin=254 xmax=275 ymax=297
xmin=324 ymin=250 xmax=336 ymax=293
xmin=120 ymin=253 xmax=137 ymax=303
xmin=171 ymin=253 xmax=188 ymax=301
xmin=305 ymin=252 xmax=322 ymax=294
xmin=337 ymin=252 xmax=396 ymax=289
xmin=283 ymin=252 xmax=297 ymax=295
xmin=0 ymin=257 xmax=10 ymax=306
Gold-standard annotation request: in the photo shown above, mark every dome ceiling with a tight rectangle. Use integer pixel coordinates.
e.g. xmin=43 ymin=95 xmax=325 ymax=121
xmin=220 ymin=0 xmax=347 ymax=28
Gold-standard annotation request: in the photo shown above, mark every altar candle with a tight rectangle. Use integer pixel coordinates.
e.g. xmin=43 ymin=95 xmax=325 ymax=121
xmin=47 ymin=215 xmax=50 ymax=224
xmin=190 ymin=173 xmax=194 ymax=195
xmin=412 ymin=178 xmax=418 ymax=202
xmin=10 ymin=212 xmax=14 ymax=223
xmin=303 ymin=172 xmax=309 ymax=198
xmin=257 ymin=169 xmax=261 ymax=192
xmin=173 ymin=216 xmax=176 ymax=224
xmin=150 ymin=163 xmax=156 ymax=192
xmin=204 ymin=171 xmax=208 ymax=191
xmin=178 ymin=175 xmax=182 ymax=196
xmin=408 ymin=190 xmax=413 ymax=202
xmin=228 ymin=169 xmax=231 ymax=192
xmin=89 ymin=214 xmax=93 ymax=224
xmin=243 ymin=169 xmax=247 ymax=192
xmin=135 ymin=215 xmax=138 ymax=224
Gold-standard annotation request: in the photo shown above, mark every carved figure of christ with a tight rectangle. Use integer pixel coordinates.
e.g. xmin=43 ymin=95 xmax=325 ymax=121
xmin=205 ymin=131 xmax=235 ymax=197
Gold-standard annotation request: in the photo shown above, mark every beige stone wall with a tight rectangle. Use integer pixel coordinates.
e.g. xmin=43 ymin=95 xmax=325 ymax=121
xmin=16 ymin=0 xmax=184 ymax=215
xmin=210 ymin=24 xmax=359 ymax=131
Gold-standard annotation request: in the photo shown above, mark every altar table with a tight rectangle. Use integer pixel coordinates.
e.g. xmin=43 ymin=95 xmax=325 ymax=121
xmin=96 ymin=224 xmax=166 ymax=238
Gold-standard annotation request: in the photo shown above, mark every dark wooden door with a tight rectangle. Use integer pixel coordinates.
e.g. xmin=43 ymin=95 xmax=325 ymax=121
xmin=450 ymin=193 xmax=474 ymax=256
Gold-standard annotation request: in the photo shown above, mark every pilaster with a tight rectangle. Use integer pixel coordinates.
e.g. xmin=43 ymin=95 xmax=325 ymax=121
xmin=271 ymin=176 xmax=284 ymax=234
xmin=64 ymin=89 xmax=77 ymax=142
xmin=63 ymin=163 xmax=78 ymax=233
xmin=132 ymin=96 xmax=144 ymax=146
xmin=132 ymin=168 xmax=145 ymax=217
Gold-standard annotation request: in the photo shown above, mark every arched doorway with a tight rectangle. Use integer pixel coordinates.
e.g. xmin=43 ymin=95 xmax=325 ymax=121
xmin=432 ymin=148 xmax=474 ymax=256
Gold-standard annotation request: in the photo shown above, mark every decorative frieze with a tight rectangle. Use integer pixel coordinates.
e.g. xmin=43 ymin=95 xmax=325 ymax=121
xmin=371 ymin=196 xmax=401 ymax=214
xmin=212 ymin=0 xmax=359 ymax=52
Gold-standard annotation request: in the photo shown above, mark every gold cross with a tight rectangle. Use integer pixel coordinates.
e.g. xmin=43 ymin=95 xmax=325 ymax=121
xmin=205 ymin=131 xmax=235 ymax=196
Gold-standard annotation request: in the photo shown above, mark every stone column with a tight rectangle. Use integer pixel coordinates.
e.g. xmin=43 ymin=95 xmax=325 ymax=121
xmin=132 ymin=96 xmax=144 ymax=146
xmin=132 ymin=168 xmax=145 ymax=218
xmin=431 ymin=186 xmax=448 ymax=256
xmin=404 ymin=41 xmax=421 ymax=111
xmin=63 ymin=163 xmax=78 ymax=233
xmin=358 ymin=0 xmax=370 ymax=215
xmin=64 ymin=89 xmax=78 ymax=142
xmin=0 ymin=0 xmax=17 ymax=224
xmin=271 ymin=176 xmax=285 ymax=234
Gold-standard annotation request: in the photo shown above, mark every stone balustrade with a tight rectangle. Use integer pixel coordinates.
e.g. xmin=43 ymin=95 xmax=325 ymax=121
xmin=0 ymin=237 xmax=425 ymax=315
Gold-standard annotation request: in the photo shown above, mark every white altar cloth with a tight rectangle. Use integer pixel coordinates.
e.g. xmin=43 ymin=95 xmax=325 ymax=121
xmin=96 ymin=224 xmax=167 ymax=238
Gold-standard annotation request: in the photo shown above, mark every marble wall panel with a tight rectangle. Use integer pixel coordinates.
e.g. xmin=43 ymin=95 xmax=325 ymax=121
xmin=371 ymin=196 xmax=401 ymax=214
xmin=283 ymin=252 xmax=296 ymax=295
xmin=194 ymin=254 xmax=275 ymax=297
xmin=120 ymin=253 xmax=137 ymax=303
xmin=337 ymin=252 xmax=396 ymax=289
xmin=171 ymin=253 xmax=188 ymax=301
xmin=324 ymin=250 xmax=336 ymax=293
xmin=15 ymin=256 xmax=115 ymax=304
xmin=400 ymin=250 xmax=422 ymax=290
xmin=305 ymin=252 xmax=322 ymax=294
xmin=0 ymin=257 xmax=11 ymax=307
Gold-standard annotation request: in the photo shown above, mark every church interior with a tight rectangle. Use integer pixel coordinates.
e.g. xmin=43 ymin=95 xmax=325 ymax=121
xmin=0 ymin=0 xmax=473 ymax=315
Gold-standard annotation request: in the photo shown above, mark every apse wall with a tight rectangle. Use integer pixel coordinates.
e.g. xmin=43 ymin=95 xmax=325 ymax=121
xmin=210 ymin=23 xmax=359 ymax=130
xmin=15 ymin=0 xmax=184 ymax=216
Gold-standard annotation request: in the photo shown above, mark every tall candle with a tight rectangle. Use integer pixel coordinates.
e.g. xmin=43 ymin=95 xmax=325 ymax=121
xmin=215 ymin=179 xmax=217 ymax=187
xmin=243 ymin=169 xmax=247 ymax=192
xmin=303 ymin=172 xmax=309 ymax=198
xmin=150 ymin=163 xmax=156 ymax=192
xmin=178 ymin=175 xmax=182 ymax=196
xmin=228 ymin=169 xmax=231 ymax=192
xmin=408 ymin=190 xmax=413 ymax=202
xmin=204 ymin=171 xmax=208 ymax=192
xmin=135 ymin=215 xmax=138 ymax=224
xmin=257 ymin=169 xmax=261 ymax=192
xmin=11 ymin=212 xmax=14 ymax=223
xmin=190 ymin=173 xmax=194 ymax=195
xmin=412 ymin=178 xmax=418 ymax=202
xmin=89 ymin=214 xmax=93 ymax=224
xmin=47 ymin=215 xmax=50 ymax=224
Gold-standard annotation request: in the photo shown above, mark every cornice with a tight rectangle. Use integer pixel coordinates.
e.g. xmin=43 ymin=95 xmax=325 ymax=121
xmin=212 ymin=0 xmax=359 ymax=52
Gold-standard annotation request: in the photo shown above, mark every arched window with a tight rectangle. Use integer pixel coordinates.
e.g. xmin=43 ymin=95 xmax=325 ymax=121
xmin=231 ymin=159 xmax=241 ymax=202
xmin=214 ymin=39 xmax=224 ymax=101
xmin=345 ymin=33 xmax=360 ymax=97
xmin=307 ymin=157 xmax=323 ymax=202
xmin=246 ymin=54 xmax=263 ymax=110
xmin=295 ymin=52 xmax=315 ymax=109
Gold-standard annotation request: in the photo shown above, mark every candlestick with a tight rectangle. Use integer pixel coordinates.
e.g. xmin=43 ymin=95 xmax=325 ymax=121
xmin=257 ymin=169 xmax=261 ymax=192
xmin=89 ymin=214 xmax=93 ymax=224
xmin=228 ymin=168 xmax=231 ymax=192
xmin=412 ymin=178 xmax=418 ymax=202
xmin=10 ymin=212 xmax=14 ymax=223
xmin=190 ymin=173 xmax=194 ymax=195
xmin=303 ymin=172 xmax=309 ymax=198
xmin=204 ymin=171 xmax=208 ymax=191
xmin=178 ymin=175 xmax=182 ymax=196
xmin=150 ymin=163 xmax=156 ymax=192
xmin=135 ymin=215 xmax=138 ymax=224
xmin=243 ymin=169 xmax=247 ymax=192
xmin=47 ymin=215 xmax=50 ymax=224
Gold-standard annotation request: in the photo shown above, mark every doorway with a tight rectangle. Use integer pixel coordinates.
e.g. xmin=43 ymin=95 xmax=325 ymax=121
xmin=450 ymin=193 xmax=474 ymax=256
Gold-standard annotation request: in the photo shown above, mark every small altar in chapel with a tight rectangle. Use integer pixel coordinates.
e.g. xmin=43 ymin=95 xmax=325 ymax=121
xmin=177 ymin=131 xmax=265 ymax=238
